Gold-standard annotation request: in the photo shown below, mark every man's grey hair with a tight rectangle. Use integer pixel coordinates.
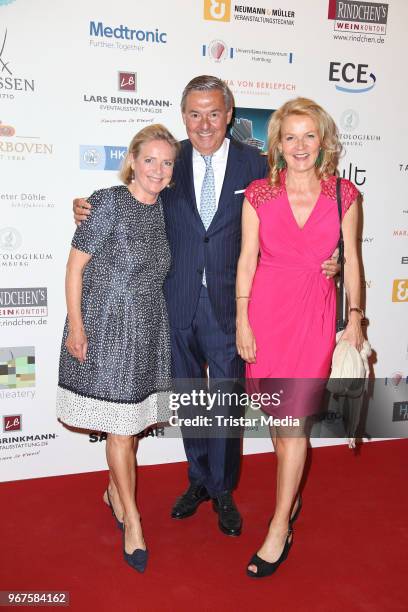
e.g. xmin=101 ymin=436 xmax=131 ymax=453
xmin=181 ymin=75 xmax=234 ymax=112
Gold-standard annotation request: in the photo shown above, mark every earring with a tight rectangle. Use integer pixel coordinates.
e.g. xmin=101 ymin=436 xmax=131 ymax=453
xmin=277 ymin=154 xmax=287 ymax=170
xmin=131 ymin=169 xmax=135 ymax=183
xmin=315 ymin=148 xmax=324 ymax=168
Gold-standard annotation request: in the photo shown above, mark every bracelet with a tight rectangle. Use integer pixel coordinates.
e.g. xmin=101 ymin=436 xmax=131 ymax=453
xmin=349 ymin=307 xmax=365 ymax=318
xmin=236 ymin=296 xmax=251 ymax=300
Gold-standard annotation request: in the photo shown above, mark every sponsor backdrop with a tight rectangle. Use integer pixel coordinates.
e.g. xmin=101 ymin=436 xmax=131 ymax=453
xmin=0 ymin=0 xmax=406 ymax=482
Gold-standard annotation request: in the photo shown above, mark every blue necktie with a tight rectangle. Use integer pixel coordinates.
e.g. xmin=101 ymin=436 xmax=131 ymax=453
xmin=199 ymin=155 xmax=216 ymax=286
xmin=200 ymin=155 xmax=216 ymax=230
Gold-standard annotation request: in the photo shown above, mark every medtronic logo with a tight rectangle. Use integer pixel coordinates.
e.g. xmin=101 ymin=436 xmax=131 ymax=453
xmin=329 ymin=61 xmax=376 ymax=93
xmin=89 ymin=21 xmax=167 ymax=43
xmin=80 ymin=145 xmax=127 ymax=171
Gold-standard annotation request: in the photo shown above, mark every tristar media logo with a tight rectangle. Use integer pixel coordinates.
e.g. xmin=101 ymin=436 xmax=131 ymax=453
xmin=118 ymin=71 xmax=136 ymax=91
xmin=3 ymin=415 xmax=21 ymax=432
xmin=392 ymin=280 xmax=408 ymax=303
xmin=202 ymin=40 xmax=234 ymax=61
xmin=80 ymin=145 xmax=127 ymax=171
xmin=328 ymin=1 xmax=388 ymax=36
xmin=0 ymin=346 xmax=35 ymax=389
xmin=0 ymin=29 xmax=35 ymax=97
xmin=204 ymin=0 xmax=231 ymax=21
xmin=329 ymin=61 xmax=376 ymax=93
xmin=0 ymin=287 xmax=48 ymax=318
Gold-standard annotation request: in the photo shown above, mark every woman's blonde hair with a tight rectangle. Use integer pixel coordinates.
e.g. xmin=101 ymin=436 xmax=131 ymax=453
xmin=119 ymin=124 xmax=180 ymax=185
xmin=267 ymin=97 xmax=342 ymax=185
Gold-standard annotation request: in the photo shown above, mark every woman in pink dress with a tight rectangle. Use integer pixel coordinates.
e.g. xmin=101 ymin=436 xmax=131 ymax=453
xmin=236 ymin=98 xmax=364 ymax=578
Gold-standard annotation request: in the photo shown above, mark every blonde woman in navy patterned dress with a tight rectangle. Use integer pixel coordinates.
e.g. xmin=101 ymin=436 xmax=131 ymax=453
xmin=56 ymin=125 xmax=179 ymax=573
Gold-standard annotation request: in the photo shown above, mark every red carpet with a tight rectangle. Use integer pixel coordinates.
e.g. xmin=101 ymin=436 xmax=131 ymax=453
xmin=1 ymin=440 xmax=407 ymax=612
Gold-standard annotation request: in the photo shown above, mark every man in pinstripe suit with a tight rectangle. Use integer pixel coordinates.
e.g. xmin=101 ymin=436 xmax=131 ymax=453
xmin=163 ymin=76 xmax=267 ymax=536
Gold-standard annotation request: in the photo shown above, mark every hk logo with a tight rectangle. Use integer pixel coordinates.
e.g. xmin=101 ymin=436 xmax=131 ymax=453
xmin=3 ymin=415 xmax=22 ymax=432
xmin=204 ymin=0 xmax=231 ymax=21
xmin=118 ymin=72 xmax=136 ymax=92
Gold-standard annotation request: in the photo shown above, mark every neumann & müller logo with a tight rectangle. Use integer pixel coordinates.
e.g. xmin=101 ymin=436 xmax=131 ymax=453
xmin=328 ymin=0 xmax=388 ymax=34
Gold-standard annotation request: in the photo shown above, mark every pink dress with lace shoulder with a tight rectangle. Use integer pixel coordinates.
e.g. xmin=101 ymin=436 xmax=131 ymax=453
xmin=244 ymin=172 xmax=359 ymax=416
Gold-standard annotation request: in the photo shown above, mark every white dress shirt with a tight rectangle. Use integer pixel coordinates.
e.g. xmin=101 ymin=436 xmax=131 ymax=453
xmin=192 ymin=138 xmax=230 ymax=210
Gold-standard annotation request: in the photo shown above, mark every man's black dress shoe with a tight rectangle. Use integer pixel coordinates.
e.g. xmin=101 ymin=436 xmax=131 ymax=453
xmin=171 ymin=484 xmax=210 ymax=519
xmin=212 ymin=491 xmax=242 ymax=536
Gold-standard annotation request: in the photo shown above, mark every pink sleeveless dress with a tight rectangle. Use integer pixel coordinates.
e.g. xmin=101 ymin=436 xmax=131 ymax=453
xmin=245 ymin=172 xmax=359 ymax=417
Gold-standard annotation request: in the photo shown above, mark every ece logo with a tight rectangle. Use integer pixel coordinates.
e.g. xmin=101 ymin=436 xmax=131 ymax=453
xmin=204 ymin=0 xmax=231 ymax=21
xmin=392 ymin=279 xmax=408 ymax=302
xmin=329 ymin=61 xmax=376 ymax=93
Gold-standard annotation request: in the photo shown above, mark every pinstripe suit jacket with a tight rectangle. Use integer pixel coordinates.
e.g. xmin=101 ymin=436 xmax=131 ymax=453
xmin=162 ymin=138 xmax=267 ymax=333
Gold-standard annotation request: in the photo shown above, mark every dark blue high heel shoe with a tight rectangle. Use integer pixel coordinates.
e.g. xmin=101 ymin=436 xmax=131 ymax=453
xmin=106 ymin=490 xmax=124 ymax=531
xmin=122 ymin=526 xmax=148 ymax=573
xmin=247 ymin=527 xmax=293 ymax=578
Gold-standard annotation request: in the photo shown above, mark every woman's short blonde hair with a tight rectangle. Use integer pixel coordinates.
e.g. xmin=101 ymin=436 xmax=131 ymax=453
xmin=119 ymin=124 xmax=180 ymax=185
xmin=267 ymin=97 xmax=342 ymax=185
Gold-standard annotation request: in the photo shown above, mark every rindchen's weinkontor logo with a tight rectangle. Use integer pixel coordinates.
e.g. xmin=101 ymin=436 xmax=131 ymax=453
xmin=0 ymin=287 xmax=48 ymax=318
xmin=328 ymin=0 xmax=388 ymax=34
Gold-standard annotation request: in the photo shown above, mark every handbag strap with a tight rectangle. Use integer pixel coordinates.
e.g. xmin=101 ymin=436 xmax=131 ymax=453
xmin=336 ymin=177 xmax=346 ymax=330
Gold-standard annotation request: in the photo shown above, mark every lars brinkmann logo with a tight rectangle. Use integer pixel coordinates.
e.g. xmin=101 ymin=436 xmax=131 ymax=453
xmin=118 ymin=71 xmax=136 ymax=92
xmin=3 ymin=414 xmax=22 ymax=432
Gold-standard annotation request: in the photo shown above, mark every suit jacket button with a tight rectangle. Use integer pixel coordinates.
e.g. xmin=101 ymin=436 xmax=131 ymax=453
xmin=204 ymin=237 xmax=209 ymax=243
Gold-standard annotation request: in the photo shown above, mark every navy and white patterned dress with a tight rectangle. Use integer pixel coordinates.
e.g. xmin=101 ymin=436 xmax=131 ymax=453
xmin=56 ymin=185 xmax=171 ymax=435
